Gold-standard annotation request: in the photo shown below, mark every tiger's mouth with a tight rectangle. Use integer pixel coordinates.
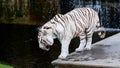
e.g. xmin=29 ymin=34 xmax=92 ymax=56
xmin=40 ymin=44 xmax=51 ymax=51
xmin=45 ymin=45 xmax=51 ymax=51
xmin=41 ymin=40 xmax=52 ymax=51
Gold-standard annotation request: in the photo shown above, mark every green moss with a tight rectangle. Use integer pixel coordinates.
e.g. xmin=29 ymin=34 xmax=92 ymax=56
xmin=0 ymin=64 xmax=13 ymax=68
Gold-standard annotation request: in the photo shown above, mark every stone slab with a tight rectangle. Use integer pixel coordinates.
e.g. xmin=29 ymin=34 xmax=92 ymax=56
xmin=52 ymin=33 xmax=120 ymax=68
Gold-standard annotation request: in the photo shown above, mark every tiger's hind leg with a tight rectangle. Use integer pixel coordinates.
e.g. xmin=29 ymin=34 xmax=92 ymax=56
xmin=75 ymin=32 xmax=86 ymax=52
xmin=84 ymin=37 xmax=92 ymax=50
xmin=84 ymin=30 xmax=93 ymax=50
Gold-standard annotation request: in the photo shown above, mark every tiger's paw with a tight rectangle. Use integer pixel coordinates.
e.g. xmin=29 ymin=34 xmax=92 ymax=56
xmin=75 ymin=48 xmax=84 ymax=52
xmin=58 ymin=53 xmax=68 ymax=59
xmin=84 ymin=45 xmax=92 ymax=50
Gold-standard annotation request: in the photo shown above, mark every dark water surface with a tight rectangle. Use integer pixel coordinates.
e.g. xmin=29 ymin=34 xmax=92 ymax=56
xmin=0 ymin=24 xmax=119 ymax=68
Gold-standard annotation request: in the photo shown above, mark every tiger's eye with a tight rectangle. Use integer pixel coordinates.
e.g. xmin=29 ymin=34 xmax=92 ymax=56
xmin=43 ymin=27 xmax=51 ymax=29
xmin=38 ymin=29 xmax=42 ymax=32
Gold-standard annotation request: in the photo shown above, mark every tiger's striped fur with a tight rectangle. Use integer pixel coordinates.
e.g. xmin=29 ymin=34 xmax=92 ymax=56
xmin=38 ymin=8 xmax=106 ymax=59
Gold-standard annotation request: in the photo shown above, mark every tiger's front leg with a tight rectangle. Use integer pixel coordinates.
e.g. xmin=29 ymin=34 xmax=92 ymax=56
xmin=58 ymin=38 xmax=71 ymax=59
xmin=84 ymin=37 xmax=92 ymax=50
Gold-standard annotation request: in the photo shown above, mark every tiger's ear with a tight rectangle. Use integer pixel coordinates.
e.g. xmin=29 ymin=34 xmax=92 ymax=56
xmin=37 ymin=27 xmax=42 ymax=32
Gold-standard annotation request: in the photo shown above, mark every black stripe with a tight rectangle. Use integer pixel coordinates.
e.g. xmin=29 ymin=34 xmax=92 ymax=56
xmin=54 ymin=15 xmax=65 ymax=30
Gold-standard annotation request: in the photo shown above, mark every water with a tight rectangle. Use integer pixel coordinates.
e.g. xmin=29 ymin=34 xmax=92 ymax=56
xmin=0 ymin=23 xmax=119 ymax=68
xmin=0 ymin=23 xmax=62 ymax=68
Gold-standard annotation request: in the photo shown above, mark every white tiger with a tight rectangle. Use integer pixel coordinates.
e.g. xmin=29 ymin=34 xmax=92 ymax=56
xmin=38 ymin=8 xmax=106 ymax=59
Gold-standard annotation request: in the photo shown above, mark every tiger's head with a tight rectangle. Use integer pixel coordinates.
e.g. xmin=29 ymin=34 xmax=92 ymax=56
xmin=38 ymin=14 xmax=63 ymax=51
xmin=38 ymin=25 xmax=55 ymax=51
xmin=38 ymin=21 xmax=56 ymax=51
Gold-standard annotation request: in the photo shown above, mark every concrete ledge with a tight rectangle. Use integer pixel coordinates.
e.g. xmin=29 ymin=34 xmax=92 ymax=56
xmin=52 ymin=33 xmax=120 ymax=68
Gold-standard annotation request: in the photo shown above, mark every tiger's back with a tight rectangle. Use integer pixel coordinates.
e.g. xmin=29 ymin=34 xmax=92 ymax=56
xmin=62 ymin=8 xmax=99 ymax=38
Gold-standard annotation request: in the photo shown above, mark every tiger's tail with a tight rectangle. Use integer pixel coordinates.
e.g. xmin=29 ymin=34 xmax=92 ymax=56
xmin=96 ymin=22 xmax=106 ymax=38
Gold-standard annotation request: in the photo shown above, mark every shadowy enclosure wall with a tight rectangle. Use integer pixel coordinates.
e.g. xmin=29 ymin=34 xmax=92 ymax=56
xmin=0 ymin=0 xmax=119 ymax=28
xmin=0 ymin=0 xmax=60 ymax=25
